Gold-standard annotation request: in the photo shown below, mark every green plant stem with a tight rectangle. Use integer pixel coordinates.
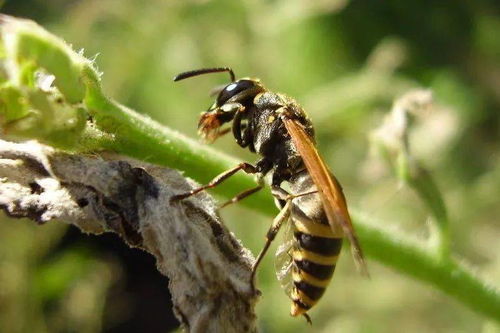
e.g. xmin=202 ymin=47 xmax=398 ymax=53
xmin=83 ymin=76 xmax=275 ymax=210
xmin=396 ymin=151 xmax=450 ymax=258
xmin=2 ymin=15 xmax=499 ymax=324
xmin=375 ymin=95 xmax=451 ymax=259
xmin=407 ymin=163 xmax=451 ymax=258
xmin=355 ymin=215 xmax=499 ymax=322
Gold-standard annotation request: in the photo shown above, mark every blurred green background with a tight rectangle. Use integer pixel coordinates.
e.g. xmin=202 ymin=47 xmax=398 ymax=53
xmin=1 ymin=0 xmax=499 ymax=332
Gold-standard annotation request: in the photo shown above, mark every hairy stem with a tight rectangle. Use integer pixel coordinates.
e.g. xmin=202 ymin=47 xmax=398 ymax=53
xmin=355 ymin=214 xmax=499 ymax=322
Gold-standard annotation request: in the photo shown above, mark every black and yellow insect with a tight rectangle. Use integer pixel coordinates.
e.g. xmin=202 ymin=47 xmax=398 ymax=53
xmin=173 ymin=67 xmax=368 ymax=322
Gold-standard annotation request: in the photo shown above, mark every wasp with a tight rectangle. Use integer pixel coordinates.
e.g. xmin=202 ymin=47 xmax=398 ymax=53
xmin=172 ymin=67 xmax=368 ymax=322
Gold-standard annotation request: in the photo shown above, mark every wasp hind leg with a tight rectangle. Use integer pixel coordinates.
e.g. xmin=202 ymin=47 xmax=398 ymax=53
xmin=250 ymin=197 xmax=293 ymax=293
xmin=271 ymin=186 xmax=318 ymax=202
xmin=250 ymin=186 xmax=318 ymax=292
xmin=251 ymin=186 xmax=318 ymax=280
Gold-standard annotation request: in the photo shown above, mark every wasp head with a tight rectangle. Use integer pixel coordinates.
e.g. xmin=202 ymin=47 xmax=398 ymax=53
xmin=174 ymin=67 xmax=263 ymax=143
xmin=198 ymin=79 xmax=262 ymax=142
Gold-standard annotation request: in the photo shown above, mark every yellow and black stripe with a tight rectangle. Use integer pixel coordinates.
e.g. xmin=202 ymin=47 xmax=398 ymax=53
xmin=289 ymin=217 xmax=343 ymax=317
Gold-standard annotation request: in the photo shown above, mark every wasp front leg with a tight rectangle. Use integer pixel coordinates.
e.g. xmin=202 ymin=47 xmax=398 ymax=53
xmin=220 ymin=185 xmax=263 ymax=208
xmin=170 ymin=162 xmax=259 ymax=201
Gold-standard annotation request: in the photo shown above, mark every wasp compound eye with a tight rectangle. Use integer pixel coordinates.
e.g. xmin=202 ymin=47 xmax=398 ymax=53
xmin=216 ymin=79 xmax=256 ymax=106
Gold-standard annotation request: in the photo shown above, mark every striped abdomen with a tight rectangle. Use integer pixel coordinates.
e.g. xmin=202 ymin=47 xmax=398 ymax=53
xmin=274 ymin=170 xmax=344 ymax=317
xmin=289 ymin=211 xmax=343 ymax=317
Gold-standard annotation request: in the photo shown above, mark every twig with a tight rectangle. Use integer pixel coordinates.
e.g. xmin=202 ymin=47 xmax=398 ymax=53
xmin=0 ymin=139 xmax=257 ymax=333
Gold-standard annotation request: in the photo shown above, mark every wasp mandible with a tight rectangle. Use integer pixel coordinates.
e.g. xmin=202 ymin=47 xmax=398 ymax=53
xmin=172 ymin=67 xmax=368 ymax=322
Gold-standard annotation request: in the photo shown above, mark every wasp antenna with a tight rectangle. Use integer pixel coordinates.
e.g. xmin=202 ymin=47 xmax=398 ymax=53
xmin=173 ymin=67 xmax=235 ymax=82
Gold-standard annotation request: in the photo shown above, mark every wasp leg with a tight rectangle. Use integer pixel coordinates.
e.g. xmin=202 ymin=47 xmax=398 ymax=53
xmin=231 ymin=105 xmax=247 ymax=147
xmin=251 ymin=199 xmax=292 ymax=292
xmin=271 ymin=186 xmax=317 ymax=202
xmin=171 ymin=162 xmax=258 ymax=201
xmin=213 ymin=102 xmax=249 ymax=148
xmin=249 ymin=186 xmax=317 ymax=290
xmin=292 ymin=190 xmax=318 ymax=198
xmin=211 ymin=127 xmax=232 ymax=140
xmin=220 ymin=174 xmax=265 ymax=208
xmin=219 ymin=185 xmax=263 ymax=209
xmin=303 ymin=313 xmax=312 ymax=325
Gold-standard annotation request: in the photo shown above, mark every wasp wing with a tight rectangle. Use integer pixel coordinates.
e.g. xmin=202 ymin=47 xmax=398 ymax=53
xmin=283 ymin=117 xmax=369 ymax=276
xmin=275 ymin=216 xmax=295 ymax=297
